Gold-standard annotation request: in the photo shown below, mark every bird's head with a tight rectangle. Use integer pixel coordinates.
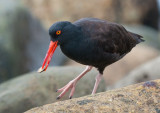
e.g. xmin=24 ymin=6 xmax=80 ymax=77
xmin=37 ymin=21 xmax=78 ymax=72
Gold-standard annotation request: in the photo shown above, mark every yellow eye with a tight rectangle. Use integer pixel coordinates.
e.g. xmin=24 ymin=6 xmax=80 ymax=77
xmin=56 ymin=30 xmax=61 ymax=35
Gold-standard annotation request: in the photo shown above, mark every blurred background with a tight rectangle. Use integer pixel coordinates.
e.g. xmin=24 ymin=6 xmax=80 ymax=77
xmin=0 ymin=0 xmax=160 ymax=112
xmin=0 ymin=0 xmax=159 ymax=83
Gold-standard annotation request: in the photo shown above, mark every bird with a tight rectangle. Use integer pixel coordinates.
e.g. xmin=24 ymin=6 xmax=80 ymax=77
xmin=38 ymin=18 xmax=144 ymax=99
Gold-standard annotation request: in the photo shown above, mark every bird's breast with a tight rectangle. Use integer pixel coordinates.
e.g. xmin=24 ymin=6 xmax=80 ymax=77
xmin=60 ymin=40 xmax=97 ymax=65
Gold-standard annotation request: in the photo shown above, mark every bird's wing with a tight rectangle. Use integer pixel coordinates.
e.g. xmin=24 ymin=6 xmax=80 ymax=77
xmin=73 ymin=18 xmax=141 ymax=55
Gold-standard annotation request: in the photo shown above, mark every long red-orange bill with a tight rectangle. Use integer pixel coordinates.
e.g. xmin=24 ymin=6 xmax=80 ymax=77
xmin=38 ymin=41 xmax=58 ymax=73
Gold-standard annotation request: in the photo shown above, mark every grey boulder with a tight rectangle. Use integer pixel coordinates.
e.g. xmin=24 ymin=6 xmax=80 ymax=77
xmin=0 ymin=66 xmax=106 ymax=113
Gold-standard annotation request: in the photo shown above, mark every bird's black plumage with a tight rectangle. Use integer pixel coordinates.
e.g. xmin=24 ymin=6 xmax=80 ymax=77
xmin=49 ymin=18 xmax=144 ymax=74
xmin=39 ymin=17 xmax=144 ymax=99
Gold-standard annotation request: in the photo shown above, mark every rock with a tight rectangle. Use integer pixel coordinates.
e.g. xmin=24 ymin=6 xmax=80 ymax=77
xmin=119 ymin=0 xmax=159 ymax=29
xmin=0 ymin=47 xmax=12 ymax=83
xmin=66 ymin=45 xmax=159 ymax=85
xmin=25 ymin=79 xmax=160 ymax=113
xmin=0 ymin=0 xmax=67 ymax=82
xmin=107 ymin=56 xmax=160 ymax=90
xmin=0 ymin=66 xmax=106 ymax=113
xmin=23 ymin=0 xmax=158 ymax=29
xmin=0 ymin=0 xmax=23 ymax=82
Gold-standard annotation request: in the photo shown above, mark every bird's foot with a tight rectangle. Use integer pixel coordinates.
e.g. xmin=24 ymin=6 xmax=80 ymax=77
xmin=56 ymin=66 xmax=92 ymax=99
xmin=56 ymin=80 xmax=77 ymax=99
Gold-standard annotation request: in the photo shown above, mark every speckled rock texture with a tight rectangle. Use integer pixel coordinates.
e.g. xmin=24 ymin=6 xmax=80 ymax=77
xmin=0 ymin=66 xmax=106 ymax=113
xmin=25 ymin=79 xmax=160 ymax=113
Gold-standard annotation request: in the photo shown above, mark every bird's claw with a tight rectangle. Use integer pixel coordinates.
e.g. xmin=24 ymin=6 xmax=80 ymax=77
xmin=56 ymin=96 xmax=60 ymax=100
xmin=56 ymin=80 xmax=77 ymax=99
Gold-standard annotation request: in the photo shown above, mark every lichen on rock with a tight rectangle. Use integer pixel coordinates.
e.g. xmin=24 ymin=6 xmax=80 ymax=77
xmin=25 ymin=79 xmax=160 ymax=113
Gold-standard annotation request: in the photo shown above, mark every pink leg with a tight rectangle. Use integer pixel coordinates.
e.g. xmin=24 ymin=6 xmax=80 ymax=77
xmin=92 ymin=73 xmax=102 ymax=94
xmin=56 ymin=66 xmax=92 ymax=99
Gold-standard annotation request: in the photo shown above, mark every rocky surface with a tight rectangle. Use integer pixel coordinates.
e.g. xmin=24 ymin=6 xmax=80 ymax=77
xmin=0 ymin=66 xmax=106 ymax=113
xmin=108 ymin=56 xmax=160 ymax=90
xmin=25 ymin=79 xmax=160 ymax=113
xmin=23 ymin=0 xmax=158 ymax=29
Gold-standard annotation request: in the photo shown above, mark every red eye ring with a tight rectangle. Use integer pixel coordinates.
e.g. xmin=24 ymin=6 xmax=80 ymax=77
xmin=56 ymin=30 xmax=61 ymax=35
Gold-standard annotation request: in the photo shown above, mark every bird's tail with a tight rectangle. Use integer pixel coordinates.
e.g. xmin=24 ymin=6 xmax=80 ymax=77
xmin=129 ymin=32 xmax=144 ymax=43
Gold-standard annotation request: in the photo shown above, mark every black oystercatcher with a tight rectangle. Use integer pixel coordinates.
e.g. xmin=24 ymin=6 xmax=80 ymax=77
xmin=38 ymin=18 xmax=144 ymax=99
